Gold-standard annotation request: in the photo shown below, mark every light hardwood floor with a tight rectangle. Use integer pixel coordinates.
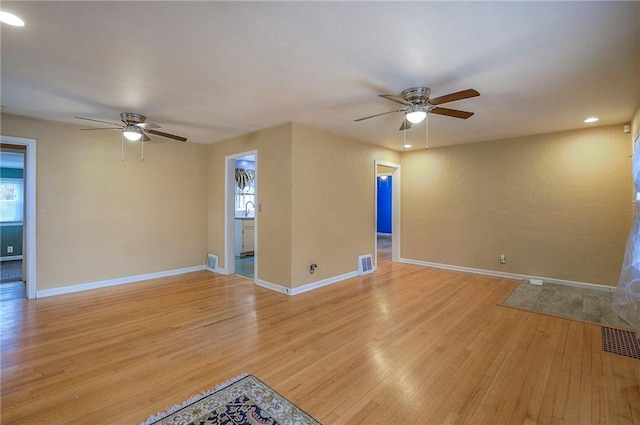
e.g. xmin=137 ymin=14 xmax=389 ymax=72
xmin=1 ymin=248 xmax=639 ymax=424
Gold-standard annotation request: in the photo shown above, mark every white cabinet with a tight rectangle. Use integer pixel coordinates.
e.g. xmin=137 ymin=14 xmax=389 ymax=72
xmin=235 ymin=219 xmax=255 ymax=256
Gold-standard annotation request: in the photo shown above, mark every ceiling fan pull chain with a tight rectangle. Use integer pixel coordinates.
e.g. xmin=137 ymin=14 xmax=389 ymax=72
xmin=426 ymin=113 xmax=429 ymax=149
xmin=121 ymin=133 xmax=125 ymax=162
xmin=141 ymin=137 xmax=144 ymax=162
xmin=403 ymin=123 xmax=406 ymax=148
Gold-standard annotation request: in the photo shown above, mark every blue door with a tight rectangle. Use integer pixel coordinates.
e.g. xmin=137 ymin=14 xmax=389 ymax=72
xmin=377 ymin=176 xmax=392 ymax=233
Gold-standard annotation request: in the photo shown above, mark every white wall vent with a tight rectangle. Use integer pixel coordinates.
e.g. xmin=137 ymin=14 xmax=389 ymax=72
xmin=358 ymin=254 xmax=374 ymax=275
xmin=206 ymin=253 xmax=219 ymax=273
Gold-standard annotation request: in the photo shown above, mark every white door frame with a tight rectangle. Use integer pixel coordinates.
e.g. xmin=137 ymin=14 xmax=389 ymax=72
xmin=224 ymin=150 xmax=258 ymax=279
xmin=1 ymin=135 xmax=36 ymax=299
xmin=374 ymin=160 xmax=400 ymax=268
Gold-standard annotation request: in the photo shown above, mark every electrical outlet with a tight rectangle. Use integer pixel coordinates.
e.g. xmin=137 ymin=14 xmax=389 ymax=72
xmin=7 ymin=246 xmax=13 ymax=254
xmin=500 ymin=254 xmax=506 ymax=264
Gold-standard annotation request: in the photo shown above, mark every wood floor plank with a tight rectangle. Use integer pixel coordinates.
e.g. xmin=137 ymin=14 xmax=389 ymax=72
xmin=2 ymin=251 xmax=639 ymax=424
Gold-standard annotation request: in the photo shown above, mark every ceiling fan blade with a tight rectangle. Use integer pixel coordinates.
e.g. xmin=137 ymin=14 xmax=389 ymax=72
xmin=429 ymin=89 xmax=480 ymax=106
xmin=430 ymin=107 xmax=474 ymax=119
xmin=399 ymin=118 xmax=412 ymax=131
xmin=379 ymin=94 xmax=412 ymax=106
xmin=135 ymin=121 xmax=160 ymax=129
xmin=146 ymin=129 xmax=187 ymax=142
xmin=355 ymin=109 xmax=407 ymax=122
xmin=74 ymin=116 xmax=123 ymax=127
xmin=142 ymin=133 xmax=151 ymax=142
xmin=80 ymin=127 xmax=122 ymax=131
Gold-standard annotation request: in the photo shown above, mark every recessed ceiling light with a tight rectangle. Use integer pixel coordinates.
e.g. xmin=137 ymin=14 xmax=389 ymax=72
xmin=403 ymin=144 xmax=412 ymax=149
xmin=0 ymin=11 xmax=25 ymax=27
xmin=584 ymin=117 xmax=599 ymax=123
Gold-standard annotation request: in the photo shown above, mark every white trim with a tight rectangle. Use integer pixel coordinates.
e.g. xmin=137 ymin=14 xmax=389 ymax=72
xmin=256 ymin=270 xmax=359 ymax=296
xmin=399 ymin=257 xmax=615 ymax=292
xmin=36 ymin=265 xmax=206 ymax=298
xmin=1 ymin=135 xmax=36 ymax=299
xmin=255 ymin=278 xmax=290 ymax=295
xmin=290 ymin=270 xmax=359 ymax=295
xmin=0 ymin=255 xmax=22 ymax=261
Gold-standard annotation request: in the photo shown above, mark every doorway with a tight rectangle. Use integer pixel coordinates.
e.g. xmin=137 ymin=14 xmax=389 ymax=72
xmin=225 ymin=151 xmax=258 ymax=280
xmin=374 ymin=161 xmax=400 ymax=269
xmin=0 ymin=136 xmax=36 ymax=299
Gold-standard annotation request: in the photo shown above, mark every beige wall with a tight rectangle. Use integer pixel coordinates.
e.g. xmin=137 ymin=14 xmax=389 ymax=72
xmin=6 ymin=110 xmax=632 ymax=292
xmin=376 ymin=164 xmax=396 ymax=175
xmin=207 ymin=122 xmax=399 ymax=289
xmin=1 ymin=113 xmax=208 ymax=291
xmin=401 ymin=124 xmax=632 ymax=286
xmin=290 ymin=123 xmax=400 ymax=287
xmin=207 ymin=123 xmax=293 ymax=286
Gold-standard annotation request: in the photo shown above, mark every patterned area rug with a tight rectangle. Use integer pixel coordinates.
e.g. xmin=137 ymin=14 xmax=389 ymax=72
xmin=141 ymin=374 xmax=321 ymax=425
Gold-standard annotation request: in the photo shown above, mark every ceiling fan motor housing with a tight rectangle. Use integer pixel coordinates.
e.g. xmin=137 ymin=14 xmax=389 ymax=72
xmin=120 ymin=112 xmax=146 ymax=125
xmin=401 ymin=87 xmax=431 ymax=105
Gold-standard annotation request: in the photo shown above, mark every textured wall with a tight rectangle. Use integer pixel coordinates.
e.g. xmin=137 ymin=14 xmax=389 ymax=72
xmin=208 ymin=123 xmax=399 ymax=289
xmin=207 ymin=123 xmax=293 ymax=286
xmin=290 ymin=123 xmax=399 ymax=287
xmin=1 ymin=113 xmax=209 ymax=291
xmin=401 ymin=124 xmax=632 ymax=286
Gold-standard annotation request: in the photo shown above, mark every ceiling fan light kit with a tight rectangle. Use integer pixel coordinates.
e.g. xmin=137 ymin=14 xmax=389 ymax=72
xmin=122 ymin=125 xmax=142 ymax=141
xmin=406 ymin=105 xmax=427 ymax=124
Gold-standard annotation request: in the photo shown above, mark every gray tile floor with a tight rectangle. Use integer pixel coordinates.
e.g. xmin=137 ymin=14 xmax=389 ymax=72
xmin=235 ymin=256 xmax=254 ymax=280
xmin=503 ymin=281 xmax=633 ymax=331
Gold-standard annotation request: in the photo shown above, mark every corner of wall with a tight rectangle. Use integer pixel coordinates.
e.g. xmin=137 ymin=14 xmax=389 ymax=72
xmin=632 ymin=103 xmax=640 ymax=143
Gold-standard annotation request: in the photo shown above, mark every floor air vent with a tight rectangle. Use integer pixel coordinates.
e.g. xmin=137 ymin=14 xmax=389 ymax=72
xmin=602 ymin=326 xmax=640 ymax=360
xmin=206 ymin=253 xmax=219 ymax=273
xmin=358 ymin=254 xmax=373 ymax=276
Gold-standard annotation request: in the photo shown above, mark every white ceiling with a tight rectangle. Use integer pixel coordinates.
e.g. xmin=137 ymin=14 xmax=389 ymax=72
xmin=1 ymin=1 xmax=638 ymax=150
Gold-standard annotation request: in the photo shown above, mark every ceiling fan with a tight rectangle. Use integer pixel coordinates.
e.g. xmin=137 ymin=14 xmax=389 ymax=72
xmin=355 ymin=87 xmax=480 ymax=130
xmin=75 ymin=112 xmax=187 ymax=142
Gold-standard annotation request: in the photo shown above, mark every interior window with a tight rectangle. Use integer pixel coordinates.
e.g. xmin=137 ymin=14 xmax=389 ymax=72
xmin=0 ymin=179 xmax=24 ymax=223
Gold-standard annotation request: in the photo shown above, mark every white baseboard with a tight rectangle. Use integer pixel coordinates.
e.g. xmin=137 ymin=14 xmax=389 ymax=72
xmin=255 ymin=278 xmax=289 ymax=294
xmin=256 ymin=270 xmax=359 ymax=296
xmin=399 ymin=258 xmax=615 ymax=292
xmin=36 ymin=265 xmax=207 ymax=298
